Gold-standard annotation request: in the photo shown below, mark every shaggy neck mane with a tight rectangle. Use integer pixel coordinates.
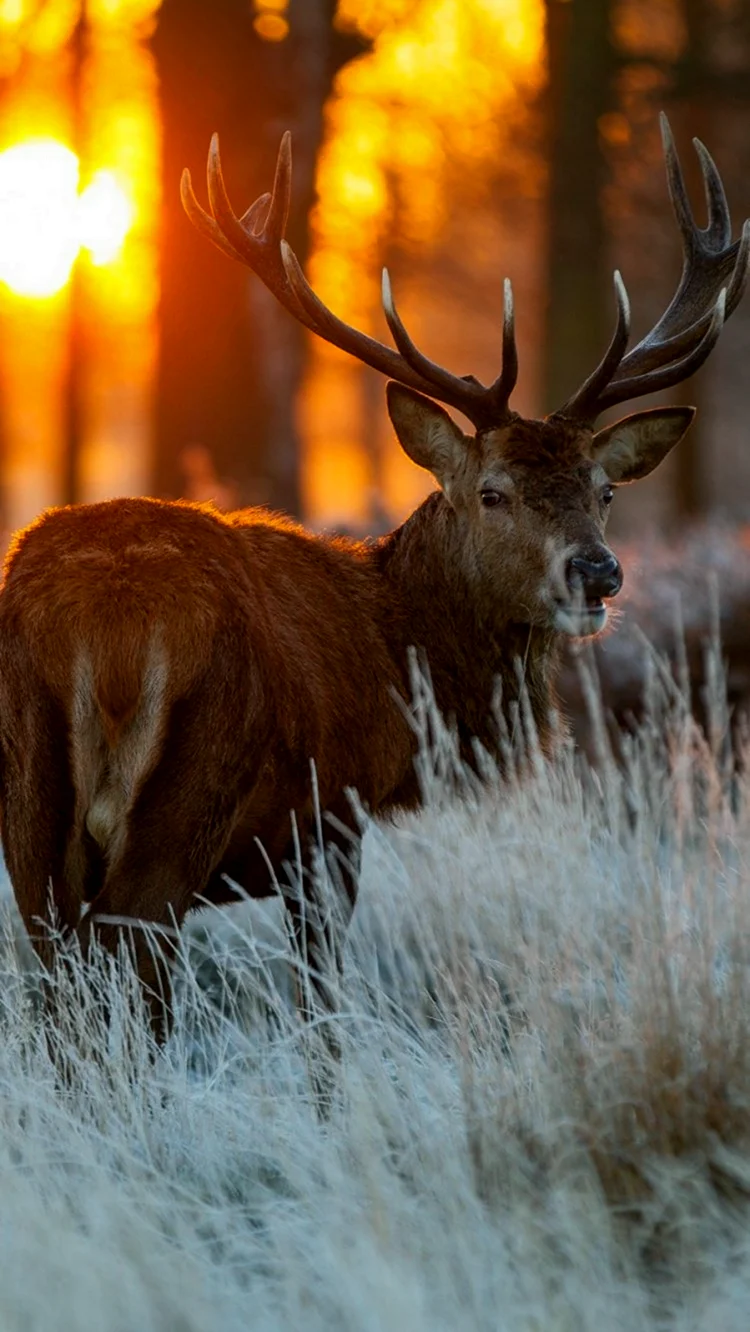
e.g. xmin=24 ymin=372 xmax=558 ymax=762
xmin=371 ymin=491 xmax=563 ymax=764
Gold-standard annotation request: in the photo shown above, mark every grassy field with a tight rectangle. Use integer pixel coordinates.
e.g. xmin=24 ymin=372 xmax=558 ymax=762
xmin=1 ymin=661 xmax=750 ymax=1329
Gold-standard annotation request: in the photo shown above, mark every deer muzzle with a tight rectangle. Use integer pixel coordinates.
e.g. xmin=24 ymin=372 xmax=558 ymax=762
xmin=566 ymin=553 xmax=623 ymax=603
xmin=551 ymin=550 xmax=623 ymax=637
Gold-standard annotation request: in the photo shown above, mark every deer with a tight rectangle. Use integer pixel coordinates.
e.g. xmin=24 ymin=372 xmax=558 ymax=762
xmin=0 ymin=115 xmax=747 ymax=1037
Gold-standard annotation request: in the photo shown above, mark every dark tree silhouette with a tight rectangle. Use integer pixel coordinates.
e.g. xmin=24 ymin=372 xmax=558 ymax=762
xmin=542 ymin=0 xmax=615 ymax=414
xmin=153 ymin=0 xmax=366 ymax=514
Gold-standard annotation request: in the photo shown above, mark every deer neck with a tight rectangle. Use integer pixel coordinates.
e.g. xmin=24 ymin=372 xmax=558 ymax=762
xmin=374 ymin=491 xmax=563 ymax=759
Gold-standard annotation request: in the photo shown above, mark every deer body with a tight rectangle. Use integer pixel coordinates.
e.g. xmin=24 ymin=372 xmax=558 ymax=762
xmin=0 ymin=499 xmax=398 ymax=974
xmin=0 ymin=114 xmax=747 ymax=1031
xmin=0 ymin=480 xmax=570 ymax=972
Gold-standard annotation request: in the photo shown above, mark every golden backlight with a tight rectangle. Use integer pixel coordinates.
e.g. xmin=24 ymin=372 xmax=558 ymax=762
xmin=0 ymin=139 xmax=132 ymax=297
xmin=0 ymin=139 xmax=78 ymax=296
xmin=0 ymin=0 xmax=548 ymax=534
xmin=301 ymin=0 xmax=546 ymax=528
xmin=0 ymin=0 xmax=160 ymax=533
xmin=77 ymin=168 xmax=134 ymax=266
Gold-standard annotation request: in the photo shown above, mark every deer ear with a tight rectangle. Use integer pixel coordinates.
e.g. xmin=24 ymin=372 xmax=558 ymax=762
xmin=386 ymin=383 xmax=467 ymax=488
xmin=591 ymin=406 xmax=695 ymax=483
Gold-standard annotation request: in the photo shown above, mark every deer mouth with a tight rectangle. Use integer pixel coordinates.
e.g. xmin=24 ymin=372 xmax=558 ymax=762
xmin=552 ymin=596 xmax=608 ymax=637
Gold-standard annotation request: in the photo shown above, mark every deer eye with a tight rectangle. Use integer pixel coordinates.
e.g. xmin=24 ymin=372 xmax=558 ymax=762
xmin=480 ymin=489 xmax=507 ymax=509
xmin=601 ymin=486 xmax=614 ymax=507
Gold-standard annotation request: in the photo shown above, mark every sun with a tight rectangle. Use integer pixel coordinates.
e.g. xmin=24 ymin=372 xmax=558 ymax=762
xmin=78 ymin=168 xmax=134 ymax=267
xmin=0 ymin=138 xmax=133 ymax=298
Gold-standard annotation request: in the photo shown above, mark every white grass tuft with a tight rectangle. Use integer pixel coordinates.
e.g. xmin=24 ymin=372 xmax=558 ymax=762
xmin=2 ymin=652 xmax=750 ymax=1327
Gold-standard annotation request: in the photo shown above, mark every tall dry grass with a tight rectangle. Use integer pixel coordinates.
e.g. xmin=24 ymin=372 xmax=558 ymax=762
xmin=1 ymin=650 xmax=750 ymax=1328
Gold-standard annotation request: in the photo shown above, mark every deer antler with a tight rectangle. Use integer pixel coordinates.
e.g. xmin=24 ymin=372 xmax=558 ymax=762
xmin=181 ymin=135 xmax=518 ymax=430
xmin=182 ymin=116 xmax=749 ymax=433
xmin=559 ymin=113 xmax=750 ymax=423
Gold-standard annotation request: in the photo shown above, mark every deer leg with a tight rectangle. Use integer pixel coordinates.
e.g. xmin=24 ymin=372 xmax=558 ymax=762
xmin=75 ymin=668 xmax=265 ymax=1037
xmin=77 ymin=784 xmax=245 ymax=1039
xmin=0 ymin=688 xmax=79 ymax=974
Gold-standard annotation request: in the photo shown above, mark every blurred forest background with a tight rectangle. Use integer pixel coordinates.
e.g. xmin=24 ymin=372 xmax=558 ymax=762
xmin=0 ymin=0 xmax=747 ymax=544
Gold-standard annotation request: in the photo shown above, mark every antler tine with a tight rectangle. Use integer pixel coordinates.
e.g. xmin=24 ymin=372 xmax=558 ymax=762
xmin=181 ymin=136 xmax=310 ymax=324
xmin=485 ymin=278 xmax=519 ymax=408
xmin=207 ymin=136 xmax=273 ymax=272
xmin=382 ymin=269 xmax=524 ymax=420
xmin=664 ymin=116 xmax=731 ymax=252
xmin=558 ymin=272 xmax=631 ymax=422
xmin=180 ymin=167 xmax=247 ymax=266
xmin=280 ymin=243 xmax=458 ymax=402
xmin=693 ymin=136 xmax=732 ymax=248
xmin=265 ymin=129 xmax=292 ymax=242
xmin=557 ymin=115 xmax=749 ymax=423
xmin=604 ymin=217 xmax=749 ymax=384
xmin=380 ymin=269 xmax=490 ymax=406
xmin=725 ymin=217 xmax=750 ymax=315
xmin=613 ymin=116 xmax=744 ymax=364
xmin=602 ymin=218 xmax=750 ymax=407
xmin=240 ymin=192 xmax=271 ymax=234
xmin=282 ymin=247 xmax=518 ymax=426
xmin=661 ymin=113 xmax=699 ymax=254
xmin=596 ymin=286 xmax=727 ymax=412
xmin=185 ymin=129 xmax=524 ymax=429
xmin=204 ymin=133 xmax=314 ymax=326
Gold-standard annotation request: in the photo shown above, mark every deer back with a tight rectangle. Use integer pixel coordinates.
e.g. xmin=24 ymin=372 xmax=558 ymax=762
xmin=0 ymin=498 xmax=416 ymax=856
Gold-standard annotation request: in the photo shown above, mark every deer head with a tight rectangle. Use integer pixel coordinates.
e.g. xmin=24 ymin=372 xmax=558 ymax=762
xmin=182 ymin=116 xmax=750 ymax=640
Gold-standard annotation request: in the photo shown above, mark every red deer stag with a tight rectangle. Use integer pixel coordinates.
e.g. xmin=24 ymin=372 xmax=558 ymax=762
xmin=0 ymin=116 xmax=747 ymax=1030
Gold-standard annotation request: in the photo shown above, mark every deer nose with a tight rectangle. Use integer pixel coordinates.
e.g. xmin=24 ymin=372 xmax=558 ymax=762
xmin=566 ymin=553 xmax=623 ymax=600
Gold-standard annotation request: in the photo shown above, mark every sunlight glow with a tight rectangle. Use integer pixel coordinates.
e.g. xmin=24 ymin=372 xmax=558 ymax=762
xmin=253 ymin=0 xmax=289 ymax=41
xmin=0 ymin=0 xmax=23 ymax=24
xmin=317 ymin=0 xmax=546 ymax=304
xmin=0 ymin=139 xmax=79 ymax=296
xmin=78 ymin=168 xmax=133 ymax=265
xmin=0 ymin=139 xmax=133 ymax=297
xmin=303 ymin=0 xmax=546 ymax=524
xmin=253 ymin=13 xmax=288 ymax=40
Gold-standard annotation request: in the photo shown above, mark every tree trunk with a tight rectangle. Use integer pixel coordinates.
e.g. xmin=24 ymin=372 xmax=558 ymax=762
xmin=542 ymin=0 xmax=615 ymax=414
xmin=669 ymin=0 xmax=714 ymax=521
xmin=153 ymin=0 xmax=365 ymax=516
